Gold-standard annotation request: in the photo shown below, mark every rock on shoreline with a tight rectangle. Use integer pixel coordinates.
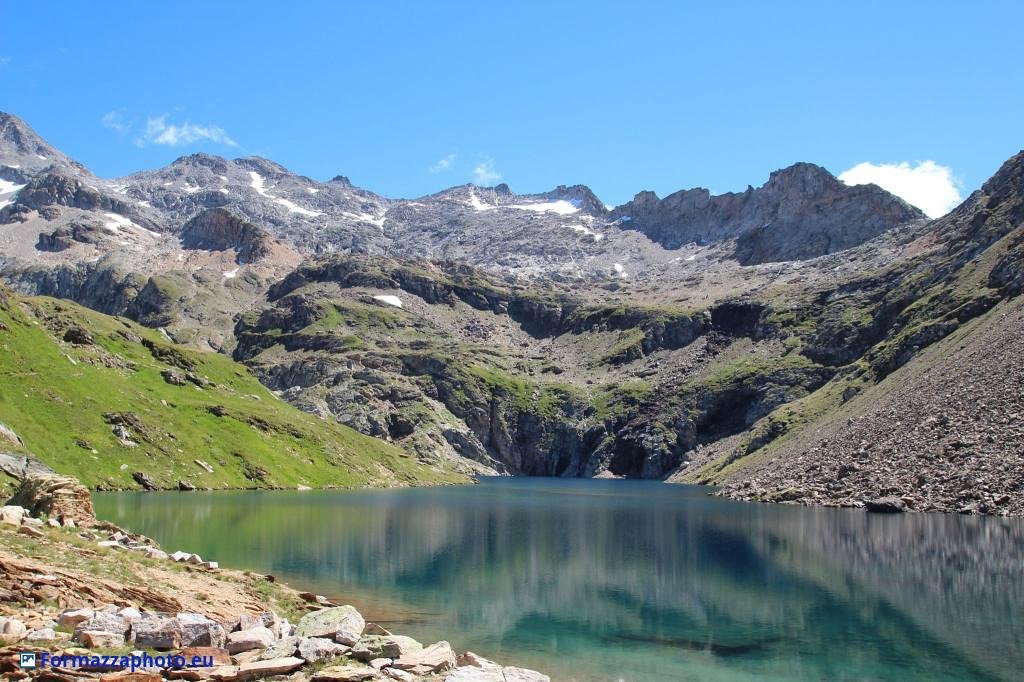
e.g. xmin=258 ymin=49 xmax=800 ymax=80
xmin=0 ymin=480 xmax=550 ymax=682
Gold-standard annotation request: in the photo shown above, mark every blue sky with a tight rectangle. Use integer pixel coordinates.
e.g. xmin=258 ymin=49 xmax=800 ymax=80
xmin=1 ymin=1 xmax=1021 ymax=215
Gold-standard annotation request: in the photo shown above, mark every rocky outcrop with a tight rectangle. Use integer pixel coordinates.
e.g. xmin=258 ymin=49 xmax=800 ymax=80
xmin=7 ymin=262 xmax=148 ymax=317
xmin=613 ymin=163 xmax=925 ymax=263
xmin=180 ymin=208 xmax=277 ymax=264
xmin=0 ymin=453 xmax=55 ymax=480
xmin=6 ymin=170 xmax=160 ymax=231
xmin=35 ymin=221 xmax=104 ymax=251
xmin=7 ymin=473 xmax=95 ymax=525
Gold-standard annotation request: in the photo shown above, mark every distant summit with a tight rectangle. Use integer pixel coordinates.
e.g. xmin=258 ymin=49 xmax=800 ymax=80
xmin=612 ymin=162 xmax=925 ymax=263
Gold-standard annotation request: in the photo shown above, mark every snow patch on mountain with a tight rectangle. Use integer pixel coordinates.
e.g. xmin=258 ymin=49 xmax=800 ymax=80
xmin=103 ymin=213 xmax=159 ymax=238
xmin=467 ymin=190 xmax=493 ymax=212
xmin=567 ymin=224 xmax=604 ymax=241
xmin=249 ymin=171 xmax=322 ymax=217
xmin=373 ymin=294 xmax=403 ymax=308
xmin=508 ymin=199 xmax=580 ymax=215
xmin=0 ymin=177 xmax=26 ymax=209
xmin=343 ymin=211 xmax=386 ymax=228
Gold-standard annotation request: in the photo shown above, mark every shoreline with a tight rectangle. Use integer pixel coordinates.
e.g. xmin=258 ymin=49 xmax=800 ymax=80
xmin=0 ymin=472 xmax=550 ymax=682
xmin=88 ymin=471 xmax=1023 ymax=519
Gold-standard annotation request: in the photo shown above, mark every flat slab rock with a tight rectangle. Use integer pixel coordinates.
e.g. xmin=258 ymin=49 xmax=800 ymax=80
xmin=208 ymin=657 xmax=304 ymax=682
xmin=444 ymin=653 xmax=550 ymax=682
xmin=864 ymin=496 xmax=906 ymax=513
xmin=312 ymin=663 xmax=380 ymax=682
xmin=298 ymin=636 xmax=350 ymax=662
xmin=392 ymin=640 xmax=456 ymax=674
xmin=226 ymin=627 xmax=275 ymax=654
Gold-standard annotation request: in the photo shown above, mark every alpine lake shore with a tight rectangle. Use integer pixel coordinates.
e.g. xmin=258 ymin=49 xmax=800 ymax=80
xmin=0 ymin=473 xmax=550 ymax=682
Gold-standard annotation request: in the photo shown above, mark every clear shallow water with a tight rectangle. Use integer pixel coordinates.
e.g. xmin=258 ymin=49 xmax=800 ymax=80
xmin=96 ymin=478 xmax=1024 ymax=682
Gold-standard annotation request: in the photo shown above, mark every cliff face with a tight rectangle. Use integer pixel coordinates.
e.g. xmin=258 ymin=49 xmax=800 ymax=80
xmin=686 ymin=151 xmax=1024 ymax=515
xmin=613 ymin=163 xmax=926 ymax=263
xmin=180 ymin=208 xmax=278 ymax=264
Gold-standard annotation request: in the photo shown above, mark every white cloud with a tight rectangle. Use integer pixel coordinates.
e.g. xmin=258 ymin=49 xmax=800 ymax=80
xmin=101 ymin=110 xmax=131 ymax=134
xmin=135 ymin=114 xmax=237 ymax=148
xmin=839 ymin=160 xmax=962 ymax=219
xmin=472 ymin=157 xmax=501 ymax=185
xmin=429 ymin=153 xmax=456 ymax=173
xmin=0 ymin=57 xmax=10 ymax=69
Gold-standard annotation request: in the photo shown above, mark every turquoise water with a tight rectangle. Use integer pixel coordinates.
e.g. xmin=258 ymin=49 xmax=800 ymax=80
xmin=95 ymin=478 xmax=1024 ymax=681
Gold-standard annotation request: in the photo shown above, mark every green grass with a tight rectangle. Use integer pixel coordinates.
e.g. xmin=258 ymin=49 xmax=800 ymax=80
xmin=593 ymin=380 xmax=653 ymax=420
xmin=304 ymin=300 xmax=404 ymax=333
xmin=0 ymin=293 xmax=466 ymax=490
xmin=694 ymin=352 xmax=817 ymax=391
xmin=464 ymin=363 xmax=580 ymax=419
xmin=597 ymin=327 xmax=646 ymax=365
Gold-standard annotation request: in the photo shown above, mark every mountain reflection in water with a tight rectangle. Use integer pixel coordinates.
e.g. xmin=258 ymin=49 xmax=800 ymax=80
xmin=96 ymin=478 xmax=1024 ymax=682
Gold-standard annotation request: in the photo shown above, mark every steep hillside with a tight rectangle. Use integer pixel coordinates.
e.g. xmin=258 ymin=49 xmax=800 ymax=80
xmin=678 ymin=151 xmax=1024 ymax=514
xmin=229 ymin=255 xmax=838 ymax=479
xmin=0 ymin=285 xmax=466 ymax=491
xmin=702 ymin=296 xmax=1024 ymax=515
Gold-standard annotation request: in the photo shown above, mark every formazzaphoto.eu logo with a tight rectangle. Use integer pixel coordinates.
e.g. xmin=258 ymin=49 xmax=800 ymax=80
xmin=19 ymin=652 xmax=36 ymax=669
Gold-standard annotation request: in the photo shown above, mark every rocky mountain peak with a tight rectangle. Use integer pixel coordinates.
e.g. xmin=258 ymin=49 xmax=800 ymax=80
xmin=764 ymin=162 xmax=842 ymax=194
xmin=981 ymin=149 xmax=1024 ymax=206
xmin=0 ymin=111 xmax=81 ymax=177
xmin=614 ymin=162 xmax=925 ymax=262
xmin=170 ymin=152 xmax=231 ymax=174
xmin=234 ymin=156 xmax=291 ymax=177
xmin=540 ymin=184 xmax=607 ymax=215
xmin=0 ymin=112 xmax=44 ymax=150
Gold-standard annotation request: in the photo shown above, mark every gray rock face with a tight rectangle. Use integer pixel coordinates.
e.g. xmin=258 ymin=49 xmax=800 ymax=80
xmin=0 ymin=112 xmax=83 ymax=176
xmin=349 ymin=634 xmax=422 ymax=661
xmin=295 ymin=606 xmax=365 ymax=645
xmin=612 ymin=162 xmax=925 ymax=263
xmin=131 ymin=616 xmax=181 ymax=650
xmin=179 ymin=208 xmax=278 ymax=264
xmin=226 ymin=625 xmax=275 ymax=653
xmin=175 ymin=612 xmax=227 ymax=648
xmin=74 ymin=613 xmax=129 ymax=640
xmin=298 ymin=636 xmax=350 ymax=662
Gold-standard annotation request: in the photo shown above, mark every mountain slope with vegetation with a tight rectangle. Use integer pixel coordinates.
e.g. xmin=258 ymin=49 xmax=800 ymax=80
xmin=2 ymin=110 xmax=1024 ymax=515
xmin=0 ymin=284 xmax=466 ymax=491
xmin=677 ymin=151 xmax=1024 ymax=513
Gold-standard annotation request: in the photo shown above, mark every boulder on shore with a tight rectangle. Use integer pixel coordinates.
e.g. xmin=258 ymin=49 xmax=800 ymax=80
xmin=7 ymin=473 xmax=95 ymax=525
xmin=226 ymin=626 xmax=275 ymax=654
xmin=295 ymin=606 xmax=365 ymax=646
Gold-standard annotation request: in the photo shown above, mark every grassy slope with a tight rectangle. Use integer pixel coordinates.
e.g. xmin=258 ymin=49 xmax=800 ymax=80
xmin=0 ymin=291 xmax=466 ymax=490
